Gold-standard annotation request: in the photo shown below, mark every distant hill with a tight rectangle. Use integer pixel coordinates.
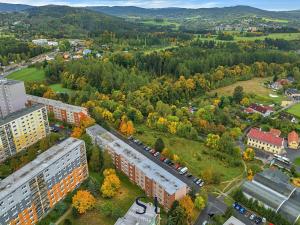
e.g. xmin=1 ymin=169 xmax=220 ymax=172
xmin=4 ymin=5 xmax=152 ymax=38
xmin=0 ymin=3 xmax=33 ymax=12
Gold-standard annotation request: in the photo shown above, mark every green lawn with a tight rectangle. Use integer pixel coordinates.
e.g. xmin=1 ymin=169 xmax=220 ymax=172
xmin=294 ymin=157 xmax=300 ymax=167
xmin=7 ymin=67 xmax=45 ymax=81
xmin=287 ymin=103 xmax=300 ymax=118
xmin=50 ymin=84 xmax=74 ymax=94
xmin=134 ymin=125 xmax=244 ymax=182
xmin=60 ymin=172 xmax=168 ymax=225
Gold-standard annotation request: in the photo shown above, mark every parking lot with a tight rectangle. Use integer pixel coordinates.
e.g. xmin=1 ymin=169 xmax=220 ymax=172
xmin=109 ymin=130 xmax=202 ymax=191
xmin=233 ymin=202 xmax=266 ymax=225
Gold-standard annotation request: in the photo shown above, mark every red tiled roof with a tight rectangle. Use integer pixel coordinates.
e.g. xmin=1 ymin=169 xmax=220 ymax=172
xmin=288 ymin=131 xmax=299 ymax=143
xmin=249 ymin=104 xmax=273 ymax=114
xmin=247 ymin=128 xmax=284 ymax=147
xmin=270 ymin=128 xmax=281 ymax=137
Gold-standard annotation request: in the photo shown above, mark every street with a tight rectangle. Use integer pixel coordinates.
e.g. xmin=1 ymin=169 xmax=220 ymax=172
xmin=194 ymin=195 xmax=228 ymax=225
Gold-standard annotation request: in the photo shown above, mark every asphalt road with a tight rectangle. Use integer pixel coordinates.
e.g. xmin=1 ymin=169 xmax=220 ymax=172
xmin=109 ymin=129 xmax=201 ymax=192
xmin=194 ymin=195 xmax=228 ymax=225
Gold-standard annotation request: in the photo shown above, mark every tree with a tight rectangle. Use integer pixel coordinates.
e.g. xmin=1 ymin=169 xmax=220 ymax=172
xmin=154 ymin=138 xmax=165 ymax=152
xmin=205 ymin=134 xmax=220 ymax=149
xmin=43 ymin=88 xmax=57 ymax=99
xmin=233 ymin=86 xmax=244 ymax=104
xmin=167 ymin=205 xmax=188 ymax=225
xmin=101 ymin=169 xmax=121 ymax=198
xmin=179 ymin=196 xmax=194 ymax=222
xmin=243 ymin=148 xmax=255 ymax=161
xmin=194 ymin=196 xmax=206 ymax=210
xmin=247 ymin=169 xmax=254 ymax=181
xmin=72 ymin=190 xmax=96 ymax=214
xmin=89 ymin=146 xmax=102 ymax=172
xmin=240 ymin=97 xmax=250 ymax=106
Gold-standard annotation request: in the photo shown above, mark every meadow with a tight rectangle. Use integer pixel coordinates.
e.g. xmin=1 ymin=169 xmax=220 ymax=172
xmin=7 ymin=67 xmax=45 ymax=81
xmin=287 ymin=103 xmax=300 ymax=118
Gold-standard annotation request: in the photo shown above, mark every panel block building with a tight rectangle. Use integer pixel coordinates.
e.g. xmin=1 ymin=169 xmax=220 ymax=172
xmin=0 ymin=104 xmax=50 ymax=162
xmin=0 ymin=138 xmax=88 ymax=225
xmin=27 ymin=95 xmax=89 ymax=126
xmin=87 ymin=124 xmax=187 ymax=209
xmin=0 ymin=79 xmax=27 ymax=118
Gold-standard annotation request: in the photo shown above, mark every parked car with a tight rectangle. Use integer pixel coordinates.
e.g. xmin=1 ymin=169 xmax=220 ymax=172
xmin=233 ymin=202 xmax=241 ymax=211
xmin=255 ymin=217 xmax=262 ymax=224
xmin=151 ymin=151 xmax=157 ymax=155
xmin=177 ymin=167 xmax=182 ymax=171
xmin=239 ymin=207 xmax=246 ymax=214
xmin=128 ymin=136 xmax=133 ymax=140
xmin=202 ymin=221 xmax=208 ymax=225
xmin=186 ymin=173 xmax=192 ymax=178
xmin=193 ymin=178 xmax=199 ymax=183
xmin=160 ymin=157 xmax=166 ymax=161
xmin=154 ymin=152 xmax=160 ymax=157
xmin=249 ymin=214 xmax=256 ymax=220
xmin=174 ymin=164 xmax=181 ymax=170
xmin=179 ymin=167 xmax=188 ymax=175
xmin=245 ymin=211 xmax=251 ymax=218
xmin=199 ymin=181 xmax=205 ymax=187
xmin=149 ymin=149 xmax=155 ymax=154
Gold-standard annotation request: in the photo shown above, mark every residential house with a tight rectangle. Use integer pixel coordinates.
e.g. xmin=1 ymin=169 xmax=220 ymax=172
xmin=288 ymin=131 xmax=299 ymax=150
xmin=279 ymin=112 xmax=298 ymax=123
xmin=247 ymin=128 xmax=284 ymax=154
xmin=286 ymin=88 xmax=300 ymax=100
xmin=244 ymin=103 xmax=274 ymax=117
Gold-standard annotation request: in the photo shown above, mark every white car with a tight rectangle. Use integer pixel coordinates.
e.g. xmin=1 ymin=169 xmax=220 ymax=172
xmin=202 ymin=221 xmax=208 ymax=225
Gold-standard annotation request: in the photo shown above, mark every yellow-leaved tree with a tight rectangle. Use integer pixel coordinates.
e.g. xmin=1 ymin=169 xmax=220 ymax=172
xmin=72 ymin=190 xmax=96 ymax=214
xmin=101 ymin=169 xmax=121 ymax=198
xmin=179 ymin=196 xmax=194 ymax=222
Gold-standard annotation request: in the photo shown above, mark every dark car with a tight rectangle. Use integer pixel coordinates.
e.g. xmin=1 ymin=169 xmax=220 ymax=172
xmin=255 ymin=217 xmax=262 ymax=224
xmin=193 ymin=178 xmax=199 ymax=183
xmin=186 ymin=173 xmax=192 ymax=178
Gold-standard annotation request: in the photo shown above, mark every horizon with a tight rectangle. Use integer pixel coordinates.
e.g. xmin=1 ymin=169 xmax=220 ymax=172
xmin=1 ymin=0 xmax=300 ymax=11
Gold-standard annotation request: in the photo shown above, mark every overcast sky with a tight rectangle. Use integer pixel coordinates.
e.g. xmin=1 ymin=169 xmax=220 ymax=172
xmin=1 ymin=0 xmax=300 ymax=11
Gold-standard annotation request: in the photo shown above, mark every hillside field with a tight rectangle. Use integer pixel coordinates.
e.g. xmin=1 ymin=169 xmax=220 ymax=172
xmin=7 ymin=67 xmax=45 ymax=81
xmin=287 ymin=103 xmax=300 ymax=118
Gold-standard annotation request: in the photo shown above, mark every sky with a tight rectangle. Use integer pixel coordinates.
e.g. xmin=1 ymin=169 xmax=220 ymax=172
xmin=1 ymin=0 xmax=300 ymax=11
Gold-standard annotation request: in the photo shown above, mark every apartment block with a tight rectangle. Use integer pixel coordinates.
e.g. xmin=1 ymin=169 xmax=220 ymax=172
xmin=27 ymin=95 xmax=89 ymax=126
xmin=0 ymin=104 xmax=50 ymax=162
xmin=87 ymin=124 xmax=187 ymax=209
xmin=0 ymin=79 xmax=27 ymax=118
xmin=0 ymin=138 xmax=88 ymax=225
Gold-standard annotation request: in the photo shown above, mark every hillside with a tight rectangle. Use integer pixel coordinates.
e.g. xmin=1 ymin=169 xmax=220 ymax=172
xmin=2 ymin=5 xmax=150 ymax=38
xmin=0 ymin=3 xmax=32 ymax=12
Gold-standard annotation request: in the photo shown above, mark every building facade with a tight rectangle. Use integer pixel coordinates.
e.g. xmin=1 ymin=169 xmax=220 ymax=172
xmin=115 ymin=200 xmax=160 ymax=225
xmin=0 ymin=79 xmax=27 ymax=118
xmin=27 ymin=95 xmax=89 ymax=126
xmin=0 ymin=104 xmax=50 ymax=162
xmin=0 ymin=138 xmax=88 ymax=225
xmin=288 ymin=131 xmax=299 ymax=150
xmin=247 ymin=128 xmax=284 ymax=154
xmin=87 ymin=124 xmax=187 ymax=209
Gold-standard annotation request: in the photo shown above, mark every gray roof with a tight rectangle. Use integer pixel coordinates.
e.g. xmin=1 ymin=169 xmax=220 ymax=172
xmin=0 ymin=104 xmax=45 ymax=126
xmin=27 ymin=95 xmax=87 ymax=113
xmin=86 ymin=124 xmax=187 ymax=195
xmin=223 ymin=216 xmax=245 ymax=225
xmin=0 ymin=78 xmax=21 ymax=85
xmin=114 ymin=201 xmax=159 ymax=225
xmin=242 ymin=180 xmax=287 ymax=210
xmin=0 ymin=137 xmax=83 ymax=200
xmin=242 ymin=169 xmax=300 ymax=224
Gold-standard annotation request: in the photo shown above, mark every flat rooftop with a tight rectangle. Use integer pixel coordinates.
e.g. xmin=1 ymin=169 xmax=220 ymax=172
xmin=86 ymin=125 xmax=187 ymax=195
xmin=0 ymin=137 xmax=83 ymax=199
xmin=27 ymin=95 xmax=87 ymax=113
xmin=0 ymin=78 xmax=22 ymax=85
xmin=0 ymin=104 xmax=45 ymax=126
xmin=223 ymin=216 xmax=245 ymax=225
xmin=114 ymin=201 xmax=158 ymax=225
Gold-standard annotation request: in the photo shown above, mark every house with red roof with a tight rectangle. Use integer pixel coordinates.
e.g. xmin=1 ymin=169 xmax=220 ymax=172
xmin=247 ymin=128 xmax=285 ymax=154
xmin=288 ymin=131 xmax=299 ymax=150
xmin=244 ymin=103 xmax=274 ymax=117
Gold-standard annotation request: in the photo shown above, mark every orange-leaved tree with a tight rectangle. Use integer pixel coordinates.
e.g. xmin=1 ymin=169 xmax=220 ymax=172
xmin=72 ymin=190 xmax=96 ymax=214
xmin=179 ymin=195 xmax=194 ymax=222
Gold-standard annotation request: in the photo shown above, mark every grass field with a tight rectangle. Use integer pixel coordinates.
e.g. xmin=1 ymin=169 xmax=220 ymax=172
xmin=210 ymin=78 xmax=271 ymax=96
xmin=141 ymin=19 xmax=180 ymax=30
xmin=210 ymin=78 xmax=286 ymax=104
xmin=7 ymin=67 xmax=45 ymax=81
xmin=134 ymin=125 xmax=244 ymax=182
xmin=287 ymin=103 xmax=300 ymax=118
xmin=294 ymin=157 xmax=300 ymax=167
xmin=50 ymin=83 xmax=74 ymax=93
xmin=262 ymin=17 xmax=289 ymax=23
